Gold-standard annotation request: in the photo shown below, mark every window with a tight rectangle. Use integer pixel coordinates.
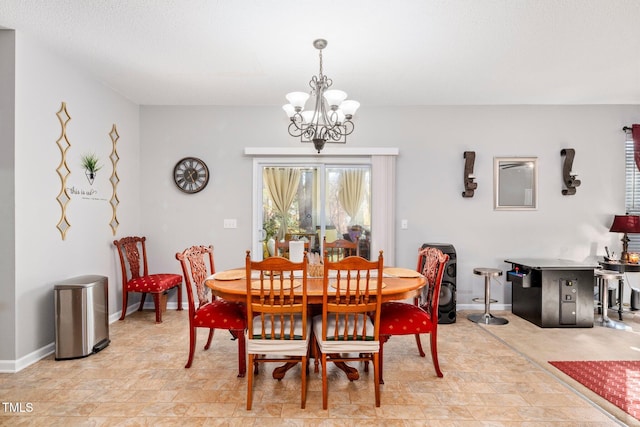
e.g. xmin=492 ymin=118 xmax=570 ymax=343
xmin=249 ymin=149 xmax=397 ymax=264
xmin=624 ymin=133 xmax=640 ymax=251
xmin=259 ymin=164 xmax=371 ymax=259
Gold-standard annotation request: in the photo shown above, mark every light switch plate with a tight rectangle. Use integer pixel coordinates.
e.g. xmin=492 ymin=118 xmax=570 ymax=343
xmin=223 ymin=219 xmax=237 ymax=229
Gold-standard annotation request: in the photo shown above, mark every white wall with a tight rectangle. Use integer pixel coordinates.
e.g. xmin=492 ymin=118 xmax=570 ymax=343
xmin=140 ymin=104 xmax=640 ymax=309
xmin=8 ymin=32 xmax=140 ymax=369
xmin=0 ymin=30 xmax=16 ymax=362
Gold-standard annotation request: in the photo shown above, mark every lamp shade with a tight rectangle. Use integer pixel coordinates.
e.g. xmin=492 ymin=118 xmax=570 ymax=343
xmin=340 ymin=100 xmax=360 ymax=116
xmin=285 ymin=92 xmax=309 ymax=109
xmin=609 ymin=215 xmax=640 ymax=233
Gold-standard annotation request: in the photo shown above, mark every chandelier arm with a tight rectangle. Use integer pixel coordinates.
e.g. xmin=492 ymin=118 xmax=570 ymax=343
xmin=287 ymin=118 xmax=306 ymax=138
xmin=341 ymin=120 xmax=355 ymax=136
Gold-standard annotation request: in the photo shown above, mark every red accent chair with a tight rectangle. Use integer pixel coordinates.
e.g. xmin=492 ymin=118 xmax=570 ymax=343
xmin=176 ymin=245 xmax=246 ymax=377
xmin=113 ymin=236 xmax=183 ymax=323
xmin=378 ymin=246 xmax=449 ymax=383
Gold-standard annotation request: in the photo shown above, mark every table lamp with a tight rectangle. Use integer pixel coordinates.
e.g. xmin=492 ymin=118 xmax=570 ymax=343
xmin=609 ymin=214 xmax=640 ymax=262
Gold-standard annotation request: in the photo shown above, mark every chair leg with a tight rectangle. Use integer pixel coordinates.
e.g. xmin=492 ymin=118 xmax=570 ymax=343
xmin=430 ymin=332 xmax=443 ymax=378
xmin=246 ymin=353 xmax=254 ymax=410
xmin=414 ymin=333 xmax=426 ymax=357
xmin=153 ymin=293 xmax=162 ymax=323
xmin=176 ymin=284 xmax=183 ymax=311
xmin=236 ymin=330 xmax=246 ymax=378
xmin=379 ymin=335 xmax=390 ymax=384
xmin=204 ymin=329 xmax=215 ymax=350
xmin=138 ymin=293 xmax=146 ymax=311
xmin=119 ymin=291 xmax=128 ymax=320
xmin=321 ymin=353 xmax=328 ymax=410
xmin=301 ymin=355 xmax=307 ymax=409
xmin=185 ymin=325 xmax=197 ymax=368
xmin=312 ymin=335 xmax=320 ymax=374
xmin=373 ymin=352 xmax=381 ymax=407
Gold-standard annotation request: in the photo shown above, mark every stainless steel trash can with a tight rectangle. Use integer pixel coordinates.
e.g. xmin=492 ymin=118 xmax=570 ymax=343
xmin=632 ymin=288 xmax=640 ymax=311
xmin=54 ymin=275 xmax=110 ymax=360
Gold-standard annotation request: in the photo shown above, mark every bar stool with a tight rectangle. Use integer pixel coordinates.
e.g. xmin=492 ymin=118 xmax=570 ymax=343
xmin=468 ymin=268 xmax=508 ymax=325
xmin=594 ymin=269 xmax=627 ymax=329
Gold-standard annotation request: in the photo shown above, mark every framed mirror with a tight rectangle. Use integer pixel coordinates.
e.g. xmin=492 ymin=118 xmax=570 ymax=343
xmin=494 ymin=157 xmax=538 ymax=210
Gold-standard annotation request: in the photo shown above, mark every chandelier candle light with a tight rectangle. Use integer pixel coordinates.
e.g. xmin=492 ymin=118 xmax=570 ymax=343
xmin=283 ymin=39 xmax=360 ymax=153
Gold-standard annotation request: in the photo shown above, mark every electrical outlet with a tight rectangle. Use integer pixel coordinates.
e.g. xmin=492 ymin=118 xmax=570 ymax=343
xmin=223 ymin=219 xmax=237 ymax=229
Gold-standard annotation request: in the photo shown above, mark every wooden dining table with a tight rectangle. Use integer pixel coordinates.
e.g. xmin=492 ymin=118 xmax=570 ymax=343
xmin=205 ymin=267 xmax=427 ymax=381
xmin=205 ymin=268 xmax=426 ymax=304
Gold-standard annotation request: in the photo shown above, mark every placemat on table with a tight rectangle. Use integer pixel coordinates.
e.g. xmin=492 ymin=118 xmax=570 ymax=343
xmin=213 ymin=269 xmax=245 ymax=281
xmin=383 ymin=267 xmax=421 ymax=278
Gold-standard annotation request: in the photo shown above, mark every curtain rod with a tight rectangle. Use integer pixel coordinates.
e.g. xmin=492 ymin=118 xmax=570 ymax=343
xmin=623 ymin=126 xmax=633 ymax=132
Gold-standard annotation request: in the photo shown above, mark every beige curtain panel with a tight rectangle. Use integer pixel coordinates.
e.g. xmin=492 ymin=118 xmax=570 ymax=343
xmin=263 ymin=167 xmax=301 ymax=239
xmin=338 ymin=169 xmax=365 ymax=220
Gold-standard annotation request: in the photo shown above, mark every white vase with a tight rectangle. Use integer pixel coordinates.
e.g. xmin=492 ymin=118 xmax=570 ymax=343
xmin=267 ymin=238 xmax=276 ymax=257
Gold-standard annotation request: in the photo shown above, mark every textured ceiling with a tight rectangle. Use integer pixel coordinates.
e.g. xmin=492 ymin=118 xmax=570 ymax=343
xmin=1 ymin=0 xmax=639 ymax=106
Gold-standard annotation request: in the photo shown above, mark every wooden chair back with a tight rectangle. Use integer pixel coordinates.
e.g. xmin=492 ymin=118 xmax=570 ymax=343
xmin=114 ymin=236 xmax=149 ymax=282
xmin=176 ymin=245 xmax=214 ymax=314
xmin=245 ymin=253 xmax=309 ymax=340
xmin=416 ymin=246 xmax=450 ymax=317
xmin=323 ymin=236 xmax=359 ymax=261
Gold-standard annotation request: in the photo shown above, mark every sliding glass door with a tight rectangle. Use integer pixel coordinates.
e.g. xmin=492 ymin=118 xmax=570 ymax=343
xmin=257 ymin=163 xmax=371 ymax=260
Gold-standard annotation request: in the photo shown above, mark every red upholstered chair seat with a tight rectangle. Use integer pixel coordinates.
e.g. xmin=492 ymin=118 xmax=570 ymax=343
xmin=126 ymin=274 xmax=182 ymax=293
xmin=379 ymin=301 xmax=433 ymax=335
xmin=193 ymin=299 xmax=246 ymax=330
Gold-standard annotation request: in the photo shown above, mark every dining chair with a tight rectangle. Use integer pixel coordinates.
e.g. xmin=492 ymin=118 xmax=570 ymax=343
xmin=176 ymin=245 xmax=246 ymax=377
xmin=245 ymin=251 xmax=310 ymax=410
xmin=323 ymin=236 xmax=359 ymax=261
xmin=378 ymin=246 xmax=449 ymax=383
xmin=313 ymin=251 xmax=384 ymax=409
xmin=113 ymin=236 xmax=182 ymax=323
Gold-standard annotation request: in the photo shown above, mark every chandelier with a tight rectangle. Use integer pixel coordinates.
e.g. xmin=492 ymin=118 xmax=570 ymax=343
xmin=282 ymin=39 xmax=360 ymax=153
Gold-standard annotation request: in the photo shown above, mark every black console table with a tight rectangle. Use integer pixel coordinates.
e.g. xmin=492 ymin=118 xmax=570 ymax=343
xmin=505 ymin=258 xmax=599 ymax=328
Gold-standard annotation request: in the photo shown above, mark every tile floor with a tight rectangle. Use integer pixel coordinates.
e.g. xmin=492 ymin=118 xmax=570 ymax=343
xmin=1 ymin=307 xmax=638 ymax=426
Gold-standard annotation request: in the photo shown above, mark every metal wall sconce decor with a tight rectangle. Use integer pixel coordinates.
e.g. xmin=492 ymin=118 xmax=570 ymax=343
xmin=560 ymin=148 xmax=580 ymax=195
xmin=462 ymin=151 xmax=477 ymax=197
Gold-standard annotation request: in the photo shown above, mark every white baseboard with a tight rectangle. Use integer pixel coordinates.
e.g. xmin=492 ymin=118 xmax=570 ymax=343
xmin=457 ymin=303 xmax=511 ymax=311
xmin=0 ymin=342 xmax=55 ymax=373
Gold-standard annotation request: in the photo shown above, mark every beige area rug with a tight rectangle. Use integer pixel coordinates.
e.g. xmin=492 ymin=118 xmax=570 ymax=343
xmin=468 ymin=309 xmax=640 ymax=426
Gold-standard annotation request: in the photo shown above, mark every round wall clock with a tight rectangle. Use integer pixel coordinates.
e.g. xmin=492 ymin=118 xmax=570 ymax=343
xmin=173 ymin=157 xmax=210 ymax=194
